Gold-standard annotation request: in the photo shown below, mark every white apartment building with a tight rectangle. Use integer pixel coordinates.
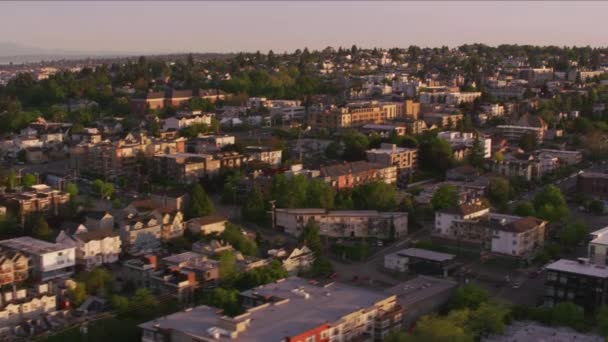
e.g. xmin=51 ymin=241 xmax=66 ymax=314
xmin=437 ymin=131 xmax=492 ymax=158
xmin=162 ymin=111 xmax=213 ymax=131
xmin=419 ymin=92 xmax=481 ymax=105
xmin=489 ymin=215 xmax=547 ymax=257
xmin=434 ymin=202 xmax=490 ymax=237
xmin=56 ymin=224 xmax=121 ymax=269
xmin=275 ymin=208 xmax=408 ymax=240
xmin=0 ymin=237 xmax=75 ymax=281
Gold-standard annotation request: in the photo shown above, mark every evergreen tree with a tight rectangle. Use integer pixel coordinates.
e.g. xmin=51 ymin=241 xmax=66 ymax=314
xmin=467 ymin=135 xmax=486 ymax=168
xmin=300 ymin=218 xmax=322 ymax=254
xmin=187 ymin=183 xmax=214 ymax=219
xmin=242 ymin=185 xmax=266 ymax=222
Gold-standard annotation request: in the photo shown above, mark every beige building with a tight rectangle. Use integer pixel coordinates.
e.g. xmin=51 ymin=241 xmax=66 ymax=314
xmin=0 ymin=250 xmax=28 ymax=286
xmin=56 ymin=224 xmax=121 ymax=269
xmin=0 ymin=286 xmax=56 ymax=329
xmin=366 ymin=143 xmax=418 ymax=176
xmin=187 ymin=216 xmax=227 ymax=235
xmin=153 ymin=153 xmax=220 ymax=184
xmin=275 ymin=208 xmax=408 ymax=240
xmin=309 ymin=101 xmax=398 ymax=130
xmin=244 ymin=146 xmax=282 ymax=167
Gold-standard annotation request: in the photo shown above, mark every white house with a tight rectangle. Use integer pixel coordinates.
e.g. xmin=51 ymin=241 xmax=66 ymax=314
xmin=56 ymin=223 xmax=121 ymax=269
xmin=162 ymin=111 xmax=213 ymax=131
xmin=0 ymin=237 xmax=75 ymax=281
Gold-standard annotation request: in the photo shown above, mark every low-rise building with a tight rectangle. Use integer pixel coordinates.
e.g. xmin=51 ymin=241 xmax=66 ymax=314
xmin=423 ymin=113 xmax=463 ymax=128
xmin=244 ymin=146 xmax=282 ymax=167
xmin=536 ymin=149 xmax=582 ymax=166
xmin=162 ymin=111 xmax=213 ymax=131
xmin=589 ymin=226 xmax=608 ymax=266
xmin=320 ymin=161 xmax=397 ymax=189
xmin=366 ymin=143 xmax=417 ymax=177
xmin=544 ymin=258 xmax=608 ymax=313
xmin=0 ymin=285 xmax=56 ymax=329
xmin=384 ymin=248 xmax=456 ymax=277
xmin=489 ymin=215 xmax=547 ymax=258
xmin=0 ymin=237 xmax=75 ymax=281
xmin=269 ymin=246 xmax=315 ymax=275
xmin=577 ymin=172 xmax=608 ymax=200
xmin=187 ymin=216 xmax=227 ymax=235
xmin=437 ymin=131 xmax=492 ymax=159
xmin=275 ymin=208 xmax=407 ymax=240
xmin=153 ymin=153 xmax=220 ymax=183
xmin=0 ymin=184 xmax=70 ymax=218
xmin=140 ymin=277 xmax=403 ymax=342
xmin=118 ymin=213 xmax=162 ymax=255
xmin=162 ymin=252 xmax=220 ymax=287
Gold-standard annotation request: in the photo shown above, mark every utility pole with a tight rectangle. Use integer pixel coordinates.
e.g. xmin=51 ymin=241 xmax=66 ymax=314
xmin=268 ymin=200 xmax=276 ymax=230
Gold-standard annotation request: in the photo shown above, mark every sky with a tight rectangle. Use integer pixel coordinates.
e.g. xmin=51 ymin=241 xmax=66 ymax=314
xmin=1 ymin=1 xmax=608 ymax=55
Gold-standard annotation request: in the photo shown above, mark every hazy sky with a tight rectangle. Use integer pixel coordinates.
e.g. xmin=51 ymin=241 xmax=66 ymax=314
xmin=2 ymin=1 xmax=608 ymax=54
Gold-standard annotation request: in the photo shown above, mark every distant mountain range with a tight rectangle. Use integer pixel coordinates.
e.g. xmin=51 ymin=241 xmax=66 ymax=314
xmin=0 ymin=42 xmax=136 ymax=64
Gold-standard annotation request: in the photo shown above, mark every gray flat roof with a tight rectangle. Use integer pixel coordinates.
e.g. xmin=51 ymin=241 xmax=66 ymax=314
xmin=140 ymin=277 xmax=392 ymax=341
xmin=385 ymin=276 xmax=457 ymax=308
xmin=546 ymin=259 xmax=608 ymax=278
xmin=394 ymin=248 xmax=456 ymax=262
xmin=0 ymin=237 xmax=72 ymax=255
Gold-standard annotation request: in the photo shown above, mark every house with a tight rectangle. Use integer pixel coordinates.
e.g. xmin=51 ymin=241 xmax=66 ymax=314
xmin=187 ymin=216 xmax=227 ymax=235
xmin=84 ymin=211 xmax=115 ymax=231
xmin=161 ymin=252 xmax=220 ymax=286
xmin=162 ymin=111 xmax=213 ymax=131
xmin=56 ymin=223 xmax=121 ymax=270
xmin=0 ymin=237 xmax=75 ymax=281
xmin=0 ymin=250 xmax=29 ymax=286
xmin=275 ymin=208 xmax=408 ymax=240
xmin=384 ymin=248 xmax=456 ymax=277
xmin=118 ymin=213 xmax=162 ymax=255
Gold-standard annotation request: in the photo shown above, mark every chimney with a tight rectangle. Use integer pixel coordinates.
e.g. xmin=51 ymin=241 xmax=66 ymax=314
xmin=147 ymin=255 xmax=158 ymax=269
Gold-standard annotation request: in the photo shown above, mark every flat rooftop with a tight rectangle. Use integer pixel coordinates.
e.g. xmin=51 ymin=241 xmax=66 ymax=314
xmin=483 ymin=321 xmax=603 ymax=342
xmin=545 ymin=259 xmax=608 ymax=278
xmin=385 ymin=276 xmax=457 ymax=308
xmin=590 ymin=226 xmax=608 ymax=246
xmin=392 ymin=248 xmax=456 ymax=263
xmin=140 ymin=277 xmax=392 ymax=341
xmin=0 ymin=237 xmax=72 ymax=255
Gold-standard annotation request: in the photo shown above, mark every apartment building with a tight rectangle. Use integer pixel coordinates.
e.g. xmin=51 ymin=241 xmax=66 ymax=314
xmin=434 ymin=202 xmax=491 ymax=243
xmin=437 ymin=131 xmax=492 ymax=159
xmin=275 ymin=208 xmax=408 ymax=240
xmin=423 ymin=113 xmax=463 ymax=128
xmin=366 ymin=143 xmax=418 ymax=177
xmin=162 ymin=111 xmax=213 ymax=131
xmin=70 ymin=132 xmax=187 ymax=179
xmin=192 ymin=135 xmax=236 ymax=153
xmin=544 ymin=258 xmax=608 ymax=313
xmin=320 ymin=161 xmax=397 ymax=189
xmin=419 ymin=92 xmax=481 ymax=105
xmin=489 ymin=154 xmax=542 ymax=182
xmin=489 ymin=215 xmax=547 ymax=258
xmin=0 ymin=184 xmax=70 ymax=218
xmin=536 ymin=149 xmax=583 ymax=166
xmin=487 ymin=86 xmax=526 ymax=100
xmin=140 ymin=277 xmax=403 ymax=342
xmin=404 ymin=99 xmax=420 ymax=119
xmin=589 ymin=227 xmax=608 ymax=266
xmin=215 ymin=151 xmax=248 ymax=170
xmin=0 ymin=250 xmax=28 ymax=286
xmin=309 ymin=101 xmax=398 ymax=130
xmin=129 ymin=89 xmax=226 ymax=115
xmin=153 ymin=153 xmax=220 ymax=183
xmin=123 ymin=200 xmax=186 ymax=242
xmin=244 ymin=146 xmax=282 ymax=167
xmin=56 ymin=224 xmax=121 ymax=269
xmin=0 ymin=237 xmax=75 ymax=281
xmin=577 ymin=172 xmax=608 ymax=200
xmin=0 ymin=285 xmax=56 ymax=329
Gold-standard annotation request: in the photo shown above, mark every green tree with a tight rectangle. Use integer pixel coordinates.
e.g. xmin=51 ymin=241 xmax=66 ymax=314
xmin=518 ymin=133 xmax=538 ymax=152
xmin=467 ymin=303 xmax=509 ymax=337
xmin=305 ymin=179 xmax=335 ymax=209
xmin=110 ymin=295 xmax=130 ymax=315
xmin=220 ymin=223 xmax=258 ymax=256
xmin=551 ymin=302 xmax=585 ymax=331
xmin=493 ymin=151 xmax=504 ymax=162
xmin=432 ymin=184 xmax=459 ymax=211
xmin=218 ymin=250 xmax=237 ymax=279
xmin=65 ymin=182 xmax=78 ymax=198
xmin=342 ymin=130 xmax=370 ymax=161
xmin=92 ymin=179 xmax=115 ymax=199
xmin=309 ymin=256 xmax=333 ymax=277
xmin=301 ymin=218 xmax=322 ymax=254
xmin=187 ymin=183 xmax=214 ymax=219
xmin=419 ymin=137 xmax=454 ymax=174
xmin=559 ymin=221 xmax=588 ymax=248
xmin=448 ymin=284 xmax=489 ymax=311
xmin=597 ymin=305 xmax=608 ymax=337
xmin=30 ymin=215 xmax=52 ymax=241
xmin=513 ymin=201 xmax=536 ymax=217
xmin=242 ymin=185 xmax=266 ymax=223
xmin=352 ymin=181 xmax=398 ymax=211
xmin=80 ymin=267 xmax=113 ymax=296
xmin=204 ymin=287 xmax=242 ymax=316
xmin=467 ymin=135 xmax=486 ymax=168
xmin=488 ymin=177 xmax=511 ymax=208
xmin=403 ymin=314 xmax=474 ymax=342
xmin=533 ymin=185 xmax=569 ymax=222
xmin=68 ymin=281 xmax=87 ymax=307
xmin=130 ymin=288 xmax=158 ymax=316
xmin=21 ymin=173 xmax=37 ymax=187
